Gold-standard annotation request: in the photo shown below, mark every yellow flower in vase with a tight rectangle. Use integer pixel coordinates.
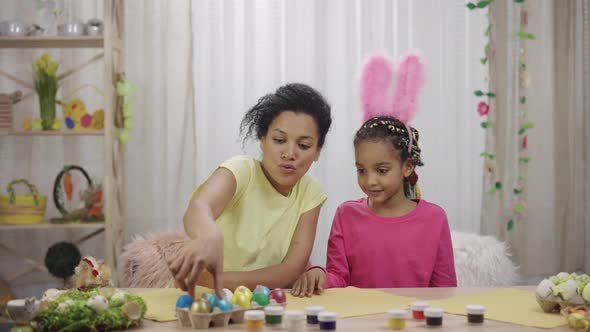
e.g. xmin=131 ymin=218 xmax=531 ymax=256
xmin=33 ymin=53 xmax=59 ymax=130
xmin=40 ymin=53 xmax=51 ymax=65
xmin=46 ymin=61 xmax=59 ymax=77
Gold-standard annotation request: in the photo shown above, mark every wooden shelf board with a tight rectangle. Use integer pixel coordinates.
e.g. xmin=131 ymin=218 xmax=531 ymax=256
xmin=0 ymin=221 xmax=105 ymax=230
xmin=1 ymin=130 xmax=104 ymax=136
xmin=0 ymin=36 xmax=103 ymax=49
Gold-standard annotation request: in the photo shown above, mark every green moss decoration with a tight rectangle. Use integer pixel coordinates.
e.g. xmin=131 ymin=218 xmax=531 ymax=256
xmin=34 ymin=289 xmax=147 ymax=331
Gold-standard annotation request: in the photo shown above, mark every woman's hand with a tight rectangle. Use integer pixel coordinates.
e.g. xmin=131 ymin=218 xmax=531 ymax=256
xmin=170 ymin=167 xmax=237 ymax=298
xmin=290 ymin=267 xmax=326 ymax=297
xmin=168 ymin=225 xmax=224 ymax=298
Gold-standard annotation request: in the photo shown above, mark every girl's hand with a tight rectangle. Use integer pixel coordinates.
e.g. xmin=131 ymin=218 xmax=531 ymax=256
xmin=290 ymin=267 xmax=326 ymax=297
xmin=168 ymin=225 xmax=224 ymax=298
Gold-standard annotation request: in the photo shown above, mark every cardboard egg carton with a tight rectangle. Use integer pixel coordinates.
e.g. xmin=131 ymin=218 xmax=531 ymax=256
xmin=176 ymin=307 xmax=247 ymax=329
xmin=176 ymin=303 xmax=287 ymax=329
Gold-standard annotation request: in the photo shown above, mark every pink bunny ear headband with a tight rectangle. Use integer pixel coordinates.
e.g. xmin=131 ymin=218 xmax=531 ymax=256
xmin=359 ymin=51 xmax=425 ymax=155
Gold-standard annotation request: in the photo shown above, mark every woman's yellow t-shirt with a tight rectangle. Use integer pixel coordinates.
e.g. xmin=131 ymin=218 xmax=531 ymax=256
xmin=191 ymin=155 xmax=327 ymax=272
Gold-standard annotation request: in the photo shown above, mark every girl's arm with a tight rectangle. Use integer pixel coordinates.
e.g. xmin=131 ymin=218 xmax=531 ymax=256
xmin=429 ymin=216 xmax=457 ymax=287
xmin=168 ymin=167 xmax=237 ymax=298
xmin=324 ymin=207 xmax=350 ymax=288
xmin=220 ymin=205 xmax=321 ymax=290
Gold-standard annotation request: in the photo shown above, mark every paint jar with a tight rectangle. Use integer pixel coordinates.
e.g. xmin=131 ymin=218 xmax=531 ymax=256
xmin=305 ymin=305 xmax=325 ymax=325
xmin=466 ymin=305 xmax=485 ymax=324
xmin=387 ymin=309 xmax=407 ymax=329
xmin=284 ymin=310 xmax=305 ymax=332
xmin=424 ymin=307 xmax=444 ymax=327
xmin=410 ymin=301 xmax=430 ymax=320
xmin=244 ymin=310 xmax=265 ymax=331
xmin=264 ymin=305 xmax=284 ymax=328
xmin=318 ymin=311 xmax=338 ymax=331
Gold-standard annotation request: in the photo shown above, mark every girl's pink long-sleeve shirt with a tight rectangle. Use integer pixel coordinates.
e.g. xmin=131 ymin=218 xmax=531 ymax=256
xmin=324 ymin=198 xmax=457 ymax=288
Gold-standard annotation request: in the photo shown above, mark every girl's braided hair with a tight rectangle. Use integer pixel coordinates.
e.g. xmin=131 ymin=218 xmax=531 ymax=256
xmin=354 ymin=116 xmax=423 ymax=199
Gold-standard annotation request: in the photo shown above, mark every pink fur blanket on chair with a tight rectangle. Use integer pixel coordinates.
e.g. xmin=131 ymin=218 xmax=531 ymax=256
xmin=120 ymin=230 xmax=521 ymax=288
xmin=118 ymin=231 xmax=189 ymax=288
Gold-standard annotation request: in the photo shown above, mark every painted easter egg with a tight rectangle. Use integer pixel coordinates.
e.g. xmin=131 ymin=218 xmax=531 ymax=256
xmin=254 ymin=285 xmax=270 ymax=297
xmin=205 ymin=293 xmax=216 ymax=308
xmin=222 ymin=288 xmax=233 ymax=302
xmin=190 ymin=297 xmax=211 ymax=313
xmin=251 ymin=292 xmax=269 ymax=306
xmin=213 ymin=296 xmax=232 ymax=312
xmin=268 ymin=288 xmax=287 ymax=304
xmin=234 ymin=285 xmax=253 ymax=301
xmin=81 ymin=114 xmax=92 ymax=128
xmin=231 ymin=291 xmax=251 ymax=309
xmin=175 ymin=294 xmax=193 ymax=309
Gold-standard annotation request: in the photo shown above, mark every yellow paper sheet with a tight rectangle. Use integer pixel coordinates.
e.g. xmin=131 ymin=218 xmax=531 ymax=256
xmin=138 ymin=287 xmax=416 ymax=321
xmin=138 ymin=286 xmax=212 ymax=322
xmin=286 ymin=287 xmax=417 ymax=318
xmin=429 ymin=288 xmax=566 ymax=329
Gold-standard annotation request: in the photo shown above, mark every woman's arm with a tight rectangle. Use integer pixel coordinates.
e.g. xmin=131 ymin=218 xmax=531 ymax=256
xmin=220 ymin=205 xmax=321 ymax=290
xmin=168 ymin=167 xmax=237 ymax=298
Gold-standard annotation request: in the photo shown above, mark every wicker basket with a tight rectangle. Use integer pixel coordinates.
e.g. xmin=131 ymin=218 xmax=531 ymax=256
xmin=0 ymin=179 xmax=47 ymax=224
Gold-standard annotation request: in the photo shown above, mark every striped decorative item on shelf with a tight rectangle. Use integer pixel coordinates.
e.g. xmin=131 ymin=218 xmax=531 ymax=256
xmin=0 ymin=91 xmax=21 ymax=131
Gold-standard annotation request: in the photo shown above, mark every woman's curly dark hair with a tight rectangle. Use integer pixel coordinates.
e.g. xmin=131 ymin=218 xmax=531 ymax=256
xmin=240 ymin=83 xmax=332 ymax=148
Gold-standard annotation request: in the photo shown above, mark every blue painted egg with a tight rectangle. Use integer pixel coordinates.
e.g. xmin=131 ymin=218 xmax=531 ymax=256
xmin=254 ymin=285 xmax=270 ymax=297
xmin=213 ymin=296 xmax=233 ymax=312
xmin=205 ymin=293 xmax=216 ymax=308
xmin=176 ymin=294 xmax=193 ymax=308
xmin=65 ymin=118 xmax=75 ymax=129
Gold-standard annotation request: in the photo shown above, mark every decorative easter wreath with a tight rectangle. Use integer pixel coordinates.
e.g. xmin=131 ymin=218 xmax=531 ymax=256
xmin=34 ymin=288 xmax=146 ymax=331
xmin=52 ymin=165 xmax=92 ymax=218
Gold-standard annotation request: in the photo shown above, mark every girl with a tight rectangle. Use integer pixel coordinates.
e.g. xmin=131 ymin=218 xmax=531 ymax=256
xmin=291 ymin=53 xmax=456 ymax=297
xmin=167 ymin=83 xmax=332 ymax=298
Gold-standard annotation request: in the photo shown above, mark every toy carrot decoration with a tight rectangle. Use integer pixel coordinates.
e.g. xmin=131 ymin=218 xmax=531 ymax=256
xmin=63 ymin=172 xmax=73 ymax=201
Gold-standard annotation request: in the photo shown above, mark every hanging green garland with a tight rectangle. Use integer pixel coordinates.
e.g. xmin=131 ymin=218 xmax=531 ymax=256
xmin=468 ymin=0 xmax=535 ymax=231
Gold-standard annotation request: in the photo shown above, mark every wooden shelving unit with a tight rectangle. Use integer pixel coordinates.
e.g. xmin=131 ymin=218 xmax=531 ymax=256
xmin=0 ymin=0 xmax=126 ymax=288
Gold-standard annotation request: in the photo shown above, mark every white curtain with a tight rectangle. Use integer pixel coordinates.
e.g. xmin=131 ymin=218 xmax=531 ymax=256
xmin=553 ymin=0 xmax=590 ymax=274
xmin=124 ymin=0 xmax=196 ymax=237
xmin=484 ymin=0 xmax=590 ymax=277
xmin=191 ymin=0 xmax=487 ymax=266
